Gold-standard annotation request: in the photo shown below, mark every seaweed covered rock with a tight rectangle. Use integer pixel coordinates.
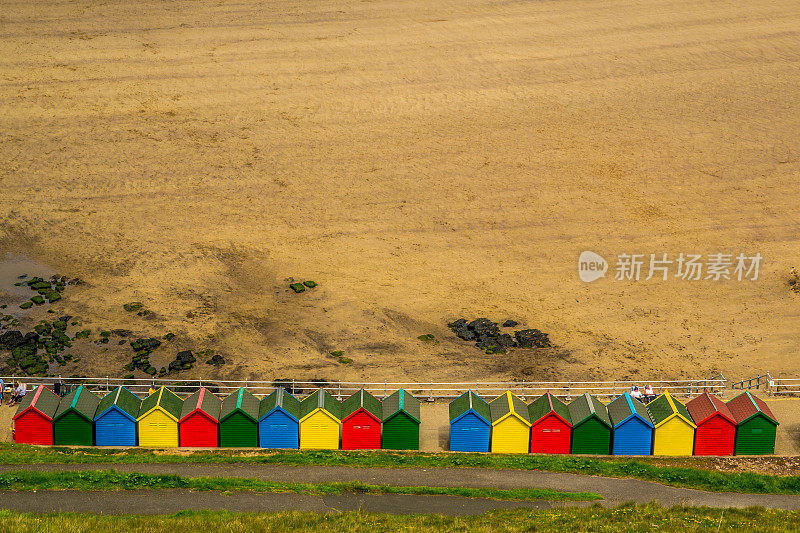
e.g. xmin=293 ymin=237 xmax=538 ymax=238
xmin=514 ymin=329 xmax=551 ymax=348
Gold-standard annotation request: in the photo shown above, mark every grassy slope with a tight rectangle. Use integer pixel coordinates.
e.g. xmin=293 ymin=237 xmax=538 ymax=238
xmin=3 ymin=444 xmax=800 ymax=495
xmin=0 ymin=506 xmax=798 ymax=532
xmin=0 ymin=470 xmax=600 ymax=501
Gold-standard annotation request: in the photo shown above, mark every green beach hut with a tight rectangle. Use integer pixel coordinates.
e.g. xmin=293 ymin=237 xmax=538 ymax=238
xmin=219 ymin=387 xmax=260 ymax=447
xmin=53 ymin=385 xmax=101 ymax=446
xmin=727 ymin=391 xmax=779 ymax=455
xmin=381 ymin=389 xmax=421 ymax=450
xmin=567 ymin=393 xmax=612 ymax=454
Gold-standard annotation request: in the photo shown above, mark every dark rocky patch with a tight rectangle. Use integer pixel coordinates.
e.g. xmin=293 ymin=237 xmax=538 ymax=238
xmin=206 ymin=353 xmax=226 ymax=366
xmin=447 ymin=317 xmax=551 ymax=354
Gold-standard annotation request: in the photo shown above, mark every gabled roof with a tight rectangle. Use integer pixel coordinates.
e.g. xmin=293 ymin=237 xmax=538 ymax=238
xmin=686 ymin=392 xmax=735 ymax=425
xmin=342 ymin=389 xmax=382 ymax=421
xmin=180 ymin=387 xmax=222 ymax=422
xmin=259 ymin=388 xmax=302 ymax=421
xmin=646 ymin=391 xmax=696 ymax=428
xmin=567 ymin=393 xmax=611 ymax=428
xmin=726 ymin=391 xmax=778 ymax=425
xmin=607 ymin=392 xmax=654 ymax=429
xmin=13 ymin=385 xmax=60 ymax=421
xmin=220 ymin=387 xmax=260 ymax=423
xmin=300 ymin=389 xmax=342 ymax=422
xmin=97 ymin=387 xmax=141 ymax=421
xmin=137 ymin=386 xmax=183 ymax=422
xmin=528 ymin=392 xmax=571 ymax=426
xmin=54 ymin=386 xmax=101 ymax=422
xmin=489 ymin=391 xmax=531 ymax=426
xmin=449 ymin=391 xmax=490 ymax=423
xmin=382 ymin=389 xmax=420 ymax=423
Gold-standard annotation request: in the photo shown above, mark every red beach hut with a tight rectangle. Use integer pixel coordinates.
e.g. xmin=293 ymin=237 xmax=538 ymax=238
xmin=528 ymin=392 xmax=572 ymax=454
xmin=686 ymin=392 xmax=736 ymax=456
xmin=179 ymin=387 xmax=222 ymax=447
xmin=341 ymin=389 xmax=382 ymax=450
xmin=13 ymin=385 xmax=61 ymax=445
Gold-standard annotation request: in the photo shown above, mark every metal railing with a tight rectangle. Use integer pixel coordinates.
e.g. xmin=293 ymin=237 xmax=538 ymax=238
xmin=0 ymin=374 xmax=728 ymax=401
xmin=731 ymin=374 xmax=771 ymax=391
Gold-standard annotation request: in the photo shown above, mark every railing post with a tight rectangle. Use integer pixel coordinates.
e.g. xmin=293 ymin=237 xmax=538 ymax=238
xmin=567 ymin=381 xmax=571 ymax=401
xmin=384 ymin=380 xmax=387 ymax=399
xmin=429 ymin=380 xmax=434 ymax=402
xmin=338 ymin=380 xmax=342 ymax=400
xmin=476 ymin=380 xmax=479 ymax=395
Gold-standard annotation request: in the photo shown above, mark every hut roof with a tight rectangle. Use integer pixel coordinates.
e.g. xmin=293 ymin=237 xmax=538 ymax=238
xmin=489 ymin=391 xmax=531 ymax=426
xmin=528 ymin=392 xmax=571 ymax=425
xmin=300 ymin=389 xmax=342 ymax=422
xmin=97 ymin=387 xmax=141 ymax=420
xmin=13 ymin=385 xmax=60 ymax=421
xmin=138 ymin=386 xmax=183 ymax=421
xmin=342 ymin=389 xmax=383 ymax=420
xmin=685 ymin=392 xmax=735 ymax=425
xmin=449 ymin=391 xmax=490 ymax=422
xmin=382 ymin=389 xmax=420 ymax=423
xmin=180 ymin=387 xmax=222 ymax=422
xmin=54 ymin=386 xmax=101 ymax=422
xmin=607 ymin=392 xmax=654 ymax=428
xmin=220 ymin=388 xmax=260 ymax=422
xmin=726 ymin=391 xmax=778 ymax=425
xmin=567 ymin=393 xmax=611 ymax=428
xmin=259 ymin=388 xmax=301 ymax=420
xmin=646 ymin=391 xmax=696 ymax=428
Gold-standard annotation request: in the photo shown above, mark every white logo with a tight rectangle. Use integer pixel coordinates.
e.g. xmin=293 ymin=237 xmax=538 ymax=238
xmin=578 ymin=251 xmax=608 ymax=283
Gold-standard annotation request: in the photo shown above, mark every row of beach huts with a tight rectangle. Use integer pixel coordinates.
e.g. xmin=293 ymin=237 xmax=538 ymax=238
xmin=13 ymin=385 xmax=421 ymax=449
xmin=12 ymin=384 xmax=778 ymax=455
xmin=450 ymin=390 xmax=778 ymax=455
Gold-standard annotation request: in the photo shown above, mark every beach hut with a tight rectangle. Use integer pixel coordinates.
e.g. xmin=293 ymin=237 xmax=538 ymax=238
xmin=341 ymin=389 xmax=383 ymax=450
xmin=258 ymin=388 xmax=301 ymax=449
xmin=727 ymin=391 xmax=779 ymax=455
xmin=179 ymin=387 xmax=221 ymax=448
xmin=94 ymin=387 xmax=141 ymax=446
xmin=381 ymin=389 xmax=421 ymax=450
xmin=219 ymin=387 xmax=260 ymax=447
xmin=53 ymin=385 xmax=100 ymax=446
xmin=528 ymin=392 xmax=572 ymax=454
xmin=137 ymin=386 xmax=183 ymax=447
xmin=299 ymin=389 xmax=342 ymax=449
xmin=12 ymin=385 xmax=60 ymax=445
xmin=686 ymin=392 xmax=736 ymax=456
xmin=647 ymin=391 xmax=696 ymax=456
xmin=449 ymin=391 xmax=491 ymax=452
xmin=489 ymin=391 xmax=531 ymax=453
xmin=568 ymin=393 xmax=612 ymax=454
xmin=607 ymin=392 xmax=654 ymax=456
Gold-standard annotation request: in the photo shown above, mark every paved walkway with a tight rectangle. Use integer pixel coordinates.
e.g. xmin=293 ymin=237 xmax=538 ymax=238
xmin=0 ymin=463 xmax=798 ymax=512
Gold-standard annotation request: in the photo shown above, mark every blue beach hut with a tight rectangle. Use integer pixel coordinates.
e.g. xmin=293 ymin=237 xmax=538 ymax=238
xmin=449 ymin=391 xmax=491 ymax=452
xmin=258 ymin=388 xmax=301 ymax=449
xmin=94 ymin=387 xmax=141 ymax=446
xmin=607 ymin=392 xmax=654 ymax=455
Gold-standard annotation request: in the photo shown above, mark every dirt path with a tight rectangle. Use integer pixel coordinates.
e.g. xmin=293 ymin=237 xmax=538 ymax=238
xmin=2 ymin=463 xmax=799 ymax=511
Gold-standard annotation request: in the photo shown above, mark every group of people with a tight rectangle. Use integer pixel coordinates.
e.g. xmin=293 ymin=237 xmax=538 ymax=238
xmin=631 ymin=384 xmax=656 ymax=403
xmin=0 ymin=379 xmax=27 ymax=407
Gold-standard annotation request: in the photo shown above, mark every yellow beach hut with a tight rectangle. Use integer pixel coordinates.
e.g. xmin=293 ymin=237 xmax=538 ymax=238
xmin=647 ymin=390 xmax=696 ymax=456
xmin=299 ymin=389 xmax=342 ymax=450
xmin=137 ymin=386 xmax=184 ymax=447
xmin=489 ymin=391 xmax=532 ymax=453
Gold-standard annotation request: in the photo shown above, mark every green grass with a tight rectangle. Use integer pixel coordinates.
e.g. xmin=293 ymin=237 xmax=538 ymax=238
xmin=1 ymin=444 xmax=799 ymax=495
xmin=0 ymin=505 xmax=797 ymax=532
xmin=0 ymin=470 xmax=599 ymax=501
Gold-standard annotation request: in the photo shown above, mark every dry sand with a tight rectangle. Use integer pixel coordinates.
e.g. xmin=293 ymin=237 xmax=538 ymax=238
xmin=1 ymin=0 xmax=799 ymax=383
